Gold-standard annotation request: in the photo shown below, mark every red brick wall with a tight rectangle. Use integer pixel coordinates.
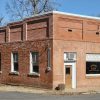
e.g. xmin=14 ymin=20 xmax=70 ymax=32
xmin=0 ymin=29 xmax=6 ymax=43
xmin=53 ymin=13 xmax=100 ymax=42
xmin=0 ymin=40 xmax=53 ymax=89
xmin=52 ymin=13 xmax=100 ymax=89
xmin=0 ymin=13 xmax=53 ymax=43
xmin=53 ymin=40 xmax=100 ymax=89
xmin=27 ymin=19 xmax=47 ymax=40
xmin=10 ymin=25 xmax=23 ymax=42
xmin=1 ymin=12 xmax=100 ymax=90
xmin=0 ymin=13 xmax=53 ymax=89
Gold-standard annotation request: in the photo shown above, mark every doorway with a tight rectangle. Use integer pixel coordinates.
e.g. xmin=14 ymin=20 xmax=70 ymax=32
xmin=64 ymin=62 xmax=76 ymax=89
xmin=65 ymin=65 xmax=72 ymax=88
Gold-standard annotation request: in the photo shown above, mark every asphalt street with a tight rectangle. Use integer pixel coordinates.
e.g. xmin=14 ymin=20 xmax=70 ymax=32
xmin=0 ymin=92 xmax=100 ymax=100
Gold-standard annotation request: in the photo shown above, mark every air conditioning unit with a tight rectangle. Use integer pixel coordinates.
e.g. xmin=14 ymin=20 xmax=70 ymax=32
xmin=66 ymin=53 xmax=76 ymax=61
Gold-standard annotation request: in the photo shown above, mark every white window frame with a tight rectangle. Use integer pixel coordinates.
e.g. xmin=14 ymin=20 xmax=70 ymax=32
xmin=30 ymin=52 xmax=39 ymax=74
xmin=0 ymin=53 xmax=1 ymax=72
xmin=11 ymin=52 xmax=18 ymax=72
xmin=86 ymin=53 xmax=100 ymax=77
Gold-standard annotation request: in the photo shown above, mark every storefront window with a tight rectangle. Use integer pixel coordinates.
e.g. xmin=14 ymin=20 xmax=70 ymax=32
xmin=86 ymin=62 xmax=100 ymax=74
xmin=86 ymin=54 xmax=100 ymax=75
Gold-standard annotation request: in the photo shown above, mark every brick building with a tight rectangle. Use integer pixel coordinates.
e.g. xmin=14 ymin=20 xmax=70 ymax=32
xmin=0 ymin=11 xmax=100 ymax=90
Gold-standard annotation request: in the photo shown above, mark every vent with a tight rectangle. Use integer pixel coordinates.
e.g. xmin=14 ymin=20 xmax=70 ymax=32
xmin=68 ymin=29 xmax=72 ymax=32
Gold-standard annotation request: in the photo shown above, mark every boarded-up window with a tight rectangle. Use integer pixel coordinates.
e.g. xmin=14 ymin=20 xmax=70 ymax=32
xmin=27 ymin=19 xmax=48 ymax=40
xmin=10 ymin=25 xmax=23 ymax=42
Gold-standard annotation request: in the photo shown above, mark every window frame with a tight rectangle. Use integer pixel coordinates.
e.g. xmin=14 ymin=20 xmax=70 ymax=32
xmin=0 ymin=53 xmax=1 ymax=72
xmin=30 ymin=52 xmax=39 ymax=74
xmin=86 ymin=53 xmax=100 ymax=77
xmin=11 ymin=52 xmax=19 ymax=73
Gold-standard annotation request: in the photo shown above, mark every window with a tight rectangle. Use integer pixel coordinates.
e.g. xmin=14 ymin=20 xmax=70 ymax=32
xmin=66 ymin=68 xmax=70 ymax=74
xmin=11 ymin=52 xmax=18 ymax=72
xmin=86 ymin=54 xmax=100 ymax=75
xmin=86 ymin=62 xmax=100 ymax=74
xmin=30 ymin=52 xmax=39 ymax=73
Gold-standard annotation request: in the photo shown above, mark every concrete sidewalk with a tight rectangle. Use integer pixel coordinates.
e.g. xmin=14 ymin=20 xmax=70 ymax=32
xmin=0 ymin=85 xmax=100 ymax=95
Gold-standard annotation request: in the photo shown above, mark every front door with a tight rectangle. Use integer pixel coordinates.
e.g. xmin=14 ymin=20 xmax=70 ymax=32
xmin=65 ymin=65 xmax=72 ymax=88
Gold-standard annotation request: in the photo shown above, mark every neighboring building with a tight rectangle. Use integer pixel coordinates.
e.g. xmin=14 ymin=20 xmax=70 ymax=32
xmin=0 ymin=11 xmax=100 ymax=90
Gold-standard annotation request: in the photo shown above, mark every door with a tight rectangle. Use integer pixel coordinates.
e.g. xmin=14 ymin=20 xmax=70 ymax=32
xmin=65 ymin=65 xmax=72 ymax=88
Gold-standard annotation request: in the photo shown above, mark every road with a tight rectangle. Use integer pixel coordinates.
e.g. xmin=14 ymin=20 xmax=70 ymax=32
xmin=0 ymin=92 xmax=100 ymax=100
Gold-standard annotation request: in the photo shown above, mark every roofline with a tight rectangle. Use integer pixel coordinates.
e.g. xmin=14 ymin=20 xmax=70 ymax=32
xmin=25 ymin=10 xmax=100 ymax=20
xmin=52 ymin=11 xmax=100 ymax=20
xmin=1 ymin=10 xmax=100 ymax=28
xmin=9 ymin=11 xmax=100 ymax=23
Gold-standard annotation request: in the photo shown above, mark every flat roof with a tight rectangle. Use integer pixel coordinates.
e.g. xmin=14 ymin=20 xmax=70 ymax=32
xmin=25 ymin=10 xmax=100 ymax=20
xmin=52 ymin=11 xmax=100 ymax=20
xmin=1 ymin=11 xmax=100 ymax=28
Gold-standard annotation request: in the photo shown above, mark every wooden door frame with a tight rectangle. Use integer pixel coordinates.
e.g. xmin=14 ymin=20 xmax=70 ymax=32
xmin=64 ymin=62 xmax=76 ymax=89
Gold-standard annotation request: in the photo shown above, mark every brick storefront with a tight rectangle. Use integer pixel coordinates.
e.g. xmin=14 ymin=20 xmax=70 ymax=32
xmin=0 ymin=11 xmax=100 ymax=90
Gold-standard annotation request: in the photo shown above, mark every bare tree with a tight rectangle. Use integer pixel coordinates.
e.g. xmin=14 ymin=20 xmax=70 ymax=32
xmin=6 ymin=0 xmax=59 ymax=21
xmin=0 ymin=16 xmax=4 ymax=26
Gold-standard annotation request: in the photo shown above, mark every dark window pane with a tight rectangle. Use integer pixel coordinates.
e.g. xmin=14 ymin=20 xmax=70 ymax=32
xmin=66 ymin=68 xmax=70 ymax=74
xmin=33 ymin=65 xmax=39 ymax=73
xmin=31 ymin=52 xmax=39 ymax=73
xmin=86 ymin=62 xmax=100 ymax=74
xmin=13 ymin=53 xmax=18 ymax=72
xmin=13 ymin=53 xmax=18 ymax=62
xmin=14 ymin=62 xmax=18 ymax=71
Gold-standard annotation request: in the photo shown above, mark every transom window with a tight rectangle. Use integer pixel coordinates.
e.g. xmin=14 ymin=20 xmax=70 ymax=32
xmin=30 ymin=52 xmax=39 ymax=73
xmin=11 ymin=52 xmax=18 ymax=72
xmin=64 ymin=52 xmax=76 ymax=62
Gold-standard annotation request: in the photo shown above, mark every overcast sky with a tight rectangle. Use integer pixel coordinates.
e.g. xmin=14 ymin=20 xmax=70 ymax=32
xmin=0 ymin=0 xmax=100 ymax=22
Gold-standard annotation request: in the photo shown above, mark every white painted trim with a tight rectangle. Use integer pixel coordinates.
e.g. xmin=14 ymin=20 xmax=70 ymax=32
xmin=52 ymin=11 xmax=100 ymax=20
xmin=26 ymin=23 xmax=27 ymax=41
xmin=30 ymin=52 xmax=39 ymax=74
xmin=8 ymin=27 xmax=10 ymax=42
xmin=25 ymin=11 xmax=100 ymax=20
xmin=11 ymin=53 xmax=18 ymax=72
xmin=11 ymin=53 xmax=13 ymax=72
xmin=30 ymin=52 xmax=32 ymax=73
xmin=64 ymin=62 xmax=76 ymax=89
xmin=86 ymin=74 xmax=100 ymax=77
